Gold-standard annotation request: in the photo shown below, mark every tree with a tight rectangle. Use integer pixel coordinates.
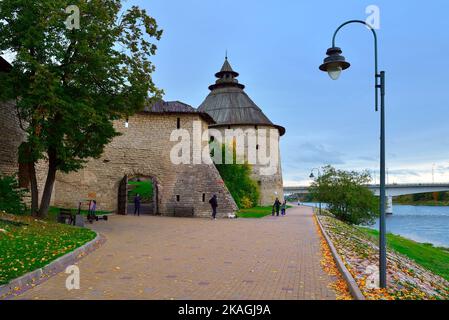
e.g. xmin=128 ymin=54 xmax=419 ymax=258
xmin=0 ymin=1 xmax=163 ymax=218
xmin=310 ymin=165 xmax=378 ymax=225
xmin=0 ymin=173 xmax=27 ymax=215
xmin=215 ymin=144 xmax=260 ymax=209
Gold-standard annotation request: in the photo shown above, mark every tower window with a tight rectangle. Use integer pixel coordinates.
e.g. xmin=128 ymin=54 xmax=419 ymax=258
xmin=177 ymin=118 xmax=180 ymax=129
xmin=202 ymin=193 xmax=206 ymax=202
xmin=256 ymin=144 xmax=259 ymax=150
xmin=176 ymin=195 xmax=180 ymax=202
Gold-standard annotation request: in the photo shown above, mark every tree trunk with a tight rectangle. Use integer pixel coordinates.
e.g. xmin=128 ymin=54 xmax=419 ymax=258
xmin=28 ymin=160 xmax=39 ymax=216
xmin=37 ymin=149 xmax=57 ymax=219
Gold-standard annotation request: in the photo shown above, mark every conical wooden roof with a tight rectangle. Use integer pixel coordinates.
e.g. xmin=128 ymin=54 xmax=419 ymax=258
xmin=198 ymin=58 xmax=285 ymax=136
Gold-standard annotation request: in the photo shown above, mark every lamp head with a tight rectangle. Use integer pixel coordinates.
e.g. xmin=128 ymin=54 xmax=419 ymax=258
xmin=319 ymin=47 xmax=351 ymax=80
xmin=309 ymin=173 xmax=315 ymax=179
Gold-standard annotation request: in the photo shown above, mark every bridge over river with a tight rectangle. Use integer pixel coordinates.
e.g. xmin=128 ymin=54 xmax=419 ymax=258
xmin=284 ymin=183 xmax=449 ymax=214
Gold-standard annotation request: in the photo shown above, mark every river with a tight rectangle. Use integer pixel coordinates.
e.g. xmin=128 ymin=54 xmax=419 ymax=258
xmin=301 ymin=202 xmax=449 ymax=248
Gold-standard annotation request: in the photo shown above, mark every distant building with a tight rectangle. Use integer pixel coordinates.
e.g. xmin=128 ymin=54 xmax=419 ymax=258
xmin=198 ymin=58 xmax=285 ymax=205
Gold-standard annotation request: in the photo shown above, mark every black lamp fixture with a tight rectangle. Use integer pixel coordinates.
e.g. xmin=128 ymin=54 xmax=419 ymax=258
xmin=319 ymin=47 xmax=351 ymax=80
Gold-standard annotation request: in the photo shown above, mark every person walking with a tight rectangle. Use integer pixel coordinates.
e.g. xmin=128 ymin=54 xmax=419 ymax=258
xmin=273 ymin=198 xmax=281 ymax=217
xmin=281 ymin=200 xmax=287 ymax=216
xmin=134 ymin=193 xmax=142 ymax=216
xmin=209 ymin=194 xmax=218 ymax=220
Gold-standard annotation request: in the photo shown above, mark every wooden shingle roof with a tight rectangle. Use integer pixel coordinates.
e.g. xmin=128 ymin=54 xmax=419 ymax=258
xmin=198 ymin=58 xmax=285 ymax=136
xmin=142 ymin=100 xmax=215 ymax=124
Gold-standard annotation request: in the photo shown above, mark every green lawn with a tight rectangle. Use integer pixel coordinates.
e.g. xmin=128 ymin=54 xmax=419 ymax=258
xmin=358 ymin=227 xmax=449 ymax=281
xmin=128 ymin=180 xmax=153 ymax=202
xmin=237 ymin=205 xmax=292 ymax=218
xmin=0 ymin=212 xmax=96 ymax=285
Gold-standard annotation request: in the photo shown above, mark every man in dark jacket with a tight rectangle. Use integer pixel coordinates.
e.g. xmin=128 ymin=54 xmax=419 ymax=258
xmin=134 ymin=193 xmax=142 ymax=216
xmin=209 ymin=194 xmax=218 ymax=220
xmin=273 ymin=198 xmax=281 ymax=217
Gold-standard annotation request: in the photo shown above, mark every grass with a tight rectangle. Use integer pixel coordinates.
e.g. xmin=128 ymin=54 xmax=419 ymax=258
xmin=237 ymin=205 xmax=292 ymax=218
xmin=0 ymin=212 xmax=96 ymax=285
xmin=358 ymin=226 xmax=449 ymax=281
xmin=128 ymin=180 xmax=153 ymax=202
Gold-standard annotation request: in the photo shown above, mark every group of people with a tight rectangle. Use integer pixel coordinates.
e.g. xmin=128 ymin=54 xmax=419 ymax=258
xmin=134 ymin=193 xmax=288 ymax=219
xmin=272 ymin=197 xmax=287 ymax=216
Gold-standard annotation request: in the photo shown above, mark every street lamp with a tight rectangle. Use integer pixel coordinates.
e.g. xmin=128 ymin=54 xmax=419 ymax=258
xmin=309 ymin=168 xmax=322 ymax=215
xmin=319 ymin=20 xmax=387 ymax=288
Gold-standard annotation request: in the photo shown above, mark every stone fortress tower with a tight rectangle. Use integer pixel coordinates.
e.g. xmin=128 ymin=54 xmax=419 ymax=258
xmin=198 ymin=58 xmax=285 ymax=205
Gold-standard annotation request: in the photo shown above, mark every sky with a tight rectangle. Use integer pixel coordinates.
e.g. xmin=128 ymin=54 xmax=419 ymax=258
xmin=4 ymin=0 xmax=449 ymax=186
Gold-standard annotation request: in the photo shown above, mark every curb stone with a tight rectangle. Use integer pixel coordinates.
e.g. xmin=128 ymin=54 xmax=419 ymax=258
xmin=0 ymin=232 xmax=106 ymax=299
xmin=315 ymin=215 xmax=366 ymax=300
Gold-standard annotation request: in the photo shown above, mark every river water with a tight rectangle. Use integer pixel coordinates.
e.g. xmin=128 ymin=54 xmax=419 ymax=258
xmin=301 ymin=202 xmax=449 ymax=248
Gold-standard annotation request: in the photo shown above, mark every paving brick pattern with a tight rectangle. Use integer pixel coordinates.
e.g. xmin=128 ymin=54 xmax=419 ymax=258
xmin=15 ymin=206 xmax=336 ymax=300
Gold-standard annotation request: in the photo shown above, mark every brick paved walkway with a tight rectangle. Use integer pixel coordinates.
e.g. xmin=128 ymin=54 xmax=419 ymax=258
xmin=15 ymin=205 xmax=336 ymax=300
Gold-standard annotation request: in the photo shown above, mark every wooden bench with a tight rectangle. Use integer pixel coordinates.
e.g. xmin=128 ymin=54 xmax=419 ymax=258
xmin=57 ymin=208 xmax=74 ymax=225
xmin=173 ymin=206 xmax=194 ymax=217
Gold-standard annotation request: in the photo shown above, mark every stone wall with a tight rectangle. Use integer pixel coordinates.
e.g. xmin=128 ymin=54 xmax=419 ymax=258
xmin=53 ymin=113 xmax=237 ymax=217
xmin=208 ymin=124 xmax=284 ymax=206
xmin=0 ymin=101 xmax=25 ymax=177
xmin=0 ymin=101 xmax=53 ymax=207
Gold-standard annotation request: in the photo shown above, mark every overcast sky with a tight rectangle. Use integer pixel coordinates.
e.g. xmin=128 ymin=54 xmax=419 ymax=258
xmin=133 ymin=0 xmax=449 ymax=186
xmin=4 ymin=1 xmax=449 ymax=186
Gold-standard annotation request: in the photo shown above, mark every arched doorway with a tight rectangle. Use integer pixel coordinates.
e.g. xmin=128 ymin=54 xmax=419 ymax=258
xmin=117 ymin=175 xmax=158 ymax=215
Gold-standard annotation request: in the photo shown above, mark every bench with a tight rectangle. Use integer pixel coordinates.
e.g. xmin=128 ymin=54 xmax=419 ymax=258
xmin=57 ymin=208 xmax=74 ymax=225
xmin=173 ymin=206 xmax=194 ymax=217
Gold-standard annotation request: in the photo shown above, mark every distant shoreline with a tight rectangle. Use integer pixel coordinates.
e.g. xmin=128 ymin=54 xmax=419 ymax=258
xmin=393 ymin=201 xmax=449 ymax=207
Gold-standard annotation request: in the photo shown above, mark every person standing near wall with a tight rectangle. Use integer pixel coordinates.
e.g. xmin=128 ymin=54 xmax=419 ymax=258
xmin=209 ymin=194 xmax=218 ymax=220
xmin=134 ymin=193 xmax=141 ymax=216
xmin=273 ymin=198 xmax=281 ymax=217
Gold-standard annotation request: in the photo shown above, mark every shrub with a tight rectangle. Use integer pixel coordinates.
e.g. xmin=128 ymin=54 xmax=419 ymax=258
xmin=240 ymin=196 xmax=253 ymax=209
xmin=214 ymin=144 xmax=260 ymax=209
xmin=309 ymin=165 xmax=378 ymax=225
xmin=0 ymin=173 xmax=27 ymax=215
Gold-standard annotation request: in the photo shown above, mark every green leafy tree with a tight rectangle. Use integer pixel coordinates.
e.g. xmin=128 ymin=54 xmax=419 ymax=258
xmin=0 ymin=173 xmax=27 ymax=215
xmin=310 ymin=165 xmax=378 ymax=225
xmin=215 ymin=144 xmax=260 ymax=209
xmin=0 ymin=0 xmax=163 ymax=217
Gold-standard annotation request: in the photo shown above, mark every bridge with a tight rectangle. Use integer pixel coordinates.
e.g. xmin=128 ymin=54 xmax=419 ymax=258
xmin=284 ymin=183 xmax=449 ymax=214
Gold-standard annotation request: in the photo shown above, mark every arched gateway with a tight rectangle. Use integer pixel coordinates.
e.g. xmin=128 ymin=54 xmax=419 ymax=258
xmin=52 ymin=101 xmax=237 ymax=218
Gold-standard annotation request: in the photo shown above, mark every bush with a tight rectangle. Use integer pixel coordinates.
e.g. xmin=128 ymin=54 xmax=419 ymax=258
xmin=214 ymin=144 xmax=260 ymax=209
xmin=309 ymin=165 xmax=378 ymax=225
xmin=0 ymin=173 xmax=27 ymax=215
xmin=240 ymin=196 xmax=253 ymax=209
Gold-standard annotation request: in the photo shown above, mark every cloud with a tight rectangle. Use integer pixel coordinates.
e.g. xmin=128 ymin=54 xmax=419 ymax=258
xmin=290 ymin=142 xmax=345 ymax=165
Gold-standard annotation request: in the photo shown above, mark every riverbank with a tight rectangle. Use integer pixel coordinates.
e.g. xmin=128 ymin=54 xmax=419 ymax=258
xmin=317 ymin=213 xmax=449 ymax=300
xmin=358 ymin=227 xmax=449 ymax=281
xmin=393 ymin=200 xmax=449 ymax=206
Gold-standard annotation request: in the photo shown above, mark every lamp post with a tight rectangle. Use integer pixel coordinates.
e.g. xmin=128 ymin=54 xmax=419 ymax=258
xmin=309 ymin=168 xmax=322 ymax=215
xmin=319 ymin=20 xmax=387 ymax=288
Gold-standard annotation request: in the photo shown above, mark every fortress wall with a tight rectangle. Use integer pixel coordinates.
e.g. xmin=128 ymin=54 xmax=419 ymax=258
xmin=53 ymin=113 xmax=237 ymax=217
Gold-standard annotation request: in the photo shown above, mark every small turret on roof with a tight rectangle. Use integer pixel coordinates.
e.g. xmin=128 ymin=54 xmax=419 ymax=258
xmin=198 ymin=57 xmax=285 ymax=136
